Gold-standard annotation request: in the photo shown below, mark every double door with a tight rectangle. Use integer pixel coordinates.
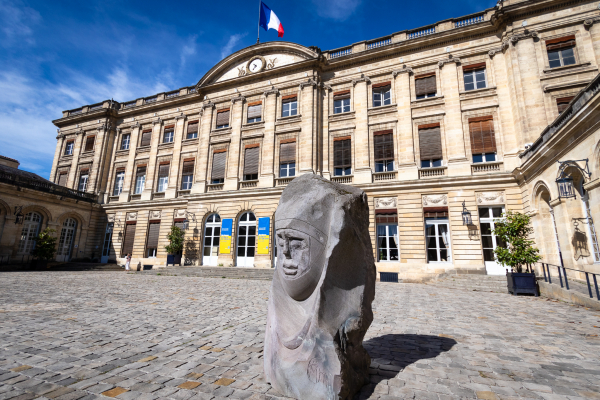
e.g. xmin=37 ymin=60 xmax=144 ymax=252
xmin=203 ymin=215 xmax=221 ymax=266
xmin=237 ymin=212 xmax=256 ymax=267
xmin=425 ymin=218 xmax=451 ymax=263
xmin=479 ymin=206 xmax=506 ymax=275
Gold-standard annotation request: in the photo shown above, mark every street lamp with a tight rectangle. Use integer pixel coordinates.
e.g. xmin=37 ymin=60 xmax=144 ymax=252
xmin=461 ymin=201 xmax=473 ymax=226
xmin=556 ymin=159 xmax=591 ymax=200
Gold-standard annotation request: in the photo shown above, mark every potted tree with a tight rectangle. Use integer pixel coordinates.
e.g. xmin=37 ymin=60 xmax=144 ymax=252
xmin=492 ymin=211 xmax=541 ymax=296
xmin=165 ymin=225 xmax=185 ymax=266
xmin=31 ymin=228 xmax=57 ymax=269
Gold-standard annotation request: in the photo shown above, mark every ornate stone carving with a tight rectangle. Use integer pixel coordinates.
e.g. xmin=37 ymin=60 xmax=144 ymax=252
xmin=375 ymin=197 xmax=397 ymax=209
xmin=265 ymin=174 xmax=375 ymax=400
xmin=202 ymin=101 xmax=215 ymax=109
xmin=231 ymin=95 xmax=246 ymax=104
xmin=266 ymin=57 xmax=277 ymax=69
xmin=175 ymin=209 xmax=187 ymax=219
xmin=392 ymin=66 xmax=413 ymax=77
xmin=476 ymin=191 xmax=505 ymax=204
xmin=237 ymin=66 xmax=246 ymax=77
xmin=438 ymin=56 xmax=461 ymax=69
xmin=264 ymin=86 xmax=279 ymax=96
xmin=131 ymin=121 xmax=140 ymax=129
xmin=299 ymin=79 xmax=318 ymax=89
xmin=488 ymin=41 xmax=509 ymax=58
xmin=126 ymin=212 xmax=137 ymax=221
xmin=152 ymin=117 xmax=162 ymax=126
xmin=175 ymin=113 xmax=186 ymax=121
xmin=422 ymin=194 xmax=448 ymax=206
xmin=107 ymin=214 xmax=115 ymax=223
xmin=352 ymin=74 xmax=371 ymax=86
xmin=509 ymin=31 xmax=538 ymax=46
xmin=149 ymin=210 xmax=161 ymax=220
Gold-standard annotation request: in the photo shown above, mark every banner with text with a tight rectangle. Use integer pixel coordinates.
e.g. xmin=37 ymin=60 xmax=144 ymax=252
xmin=257 ymin=217 xmax=270 ymax=255
xmin=219 ymin=218 xmax=233 ymax=254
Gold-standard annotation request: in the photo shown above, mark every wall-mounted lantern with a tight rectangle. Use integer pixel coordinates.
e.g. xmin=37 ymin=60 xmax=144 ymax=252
xmin=13 ymin=206 xmax=24 ymax=225
xmin=556 ymin=159 xmax=591 ymax=200
xmin=461 ymin=201 xmax=473 ymax=226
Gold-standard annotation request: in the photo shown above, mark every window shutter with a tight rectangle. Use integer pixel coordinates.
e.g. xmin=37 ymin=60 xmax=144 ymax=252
xmin=158 ymin=163 xmax=170 ymax=178
xmin=141 ymin=130 xmax=152 ymax=146
xmin=333 ymin=90 xmax=350 ymax=100
xmin=136 ymin=166 xmax=146 ymax=177
xmin=174 ymin=221 xmax=185 ymax=231
xmin=374 ymin=132 xmax=394 ymax=161
xmin=415 ymin=74 xmax=436 ymax=96
xmin=462 ymin=62 xmax=486 ymax=72
xmin=418 ymin=125 xmax=443 ymax=160
xmin=182 ymin=160 xmax=194 ymax=175
xmin=282 ymin=94 xmax=297 ymax=102
xmin=122 ymin=223 xmax=136 ymax=256
xmin=85 ymin=136 xmax=95 ymax=152
xmin=372 ymin=81 xmax=391 ymax=89
xmin=211 ymin=151 xmax=227 ymax=180
xmin=468 ymin=117 xmax=497 ymax=154
xmin=58 ymin=173 xmax=68 ymax=186
xmin=244 ymin=146 xmax=260 ymax=175
xmin=187 ymin=121 xmax=199 ymax=135
xmin=334 ymin=139 xmax=351 ymax=168
xmin=557 ymin=96 xmax=574 ymax=113
xmin=216 ymin=109 xmax=230 ymax=126
xmin=546 ymin=35 xmax=576 ymax=51
xmin=146 ymin=223 xmax=160 ymax=249
xmin=247 ymin=103 xmax=262 ymax=119
xmin=280 ymin=141 xmax=296 ymax=163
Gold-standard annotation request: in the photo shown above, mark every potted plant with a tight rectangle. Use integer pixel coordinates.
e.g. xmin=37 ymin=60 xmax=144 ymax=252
xmin=165 ymin=225 xmax=185 ymax=266
xmin=492 ymin=211 xmax=541 ymax=296
xmin=31 ymin=228 xmax=57 ymax=269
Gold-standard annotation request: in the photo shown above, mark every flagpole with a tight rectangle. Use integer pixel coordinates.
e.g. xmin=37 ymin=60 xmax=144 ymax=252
xmin=256 ymin=0 xmax=261 ymax=44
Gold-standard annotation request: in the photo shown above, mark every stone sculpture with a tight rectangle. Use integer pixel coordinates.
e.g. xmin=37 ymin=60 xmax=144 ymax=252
xmin=264 ymin=174 xmax=376 ymax=400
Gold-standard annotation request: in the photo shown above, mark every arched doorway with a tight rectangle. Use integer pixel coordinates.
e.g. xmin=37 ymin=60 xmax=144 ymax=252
xmin=237 ymin=211 xmax=256 ymax=267
xmin=203 ymin=214 xmax=221 ymax=266
xmin=56 ymin=218 xmax=77 ymax=262
xmin=18 ymin=212 xmax=42 ymax=255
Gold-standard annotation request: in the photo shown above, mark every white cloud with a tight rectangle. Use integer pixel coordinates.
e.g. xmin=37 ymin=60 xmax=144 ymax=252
xmin=180 ymin=35 xmax=197 ymax=69
xmin=0 ymin=0 xmax=41 ymax=46
xmin=220 ymin=33 xmax=248 ymax=60
xmin=311 ymin=0 xmax=361 ymax=21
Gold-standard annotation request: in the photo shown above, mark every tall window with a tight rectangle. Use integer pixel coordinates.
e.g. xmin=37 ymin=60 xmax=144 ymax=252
xmin=415 ymin=73 xmax=436 ymax=99
xmin=469 ymin=117 xmax=497 ymax=163
xmin=463 ymin=63 xmax=487 ymax=91
xmin=57 ymin=218 xmax=77 ymax=258
xmin=247 ymin=101 xmax=262 ymax=123
xmin=374 ymin=131 xmax=394 ymax=172
xmin=279 ymin=140 xmax=296 ymax=177
xmin=333 ymin=90 xmax=351 ymax=114
xmin=372 ymin=82 xmax=391 ymax=107
xmin=556 ymin=96 xmax=574 ymax=114
xmin=243 ymin=145 xmax=260 ymax=181
xmin=121 ymin=134 xmax=130 ymax=150
xmin=146 ymin=222 xmax=160 ymax=258
xmin=135 ymin=166 xmax=146 ymax=194
xmin=18 ymin=212 xmax=42 ymax=254
xmin=425 ymin=208 xmax=451 ymax=263
xmin=376 ymin=212 xmax=399 ymax=261
xmin=113 ymin=170 xmax=125 ymax=196
xmin=203 ymin=214 xmax=221 ymax=266
xmin=211 ymin=150 xmax=227 ymax=184
xmin=181 ymin=160 xmax=194 ymax=190
xmin=282 ymin=95 xmax=297 ymax=117
xmin=419 ymin=124 xmax=443 ymax=168
xmin=84 ymin=136 xmax=95 ymax=152
xmin=237 ymin=212 xmax=256 ymax=267
xmin=157 ymin=163 xmax=169 ymax=192
xmin=57 ymin=172 xmax=68 ymax=187
xmin=547 ymin=36 xmax=576 ymax=68
xmin=333 ymin=137 xmax=351 ymax=176
xmin=187 ymin=120 xmax=199 ymax=139
xmin=216 ymin=109 xmax=230 ymax=129
xmin=122 ymin=223 xmax=136 ymax=257
xmin=64 ymin=141 xmax=74 ymax=156
xmin=163 ymin=126 xmax=174 ymax=143
xmin=78 ymin=170 xmax=89 ymax=192
xmin=140 ymin=129 xmax=152 ymax=147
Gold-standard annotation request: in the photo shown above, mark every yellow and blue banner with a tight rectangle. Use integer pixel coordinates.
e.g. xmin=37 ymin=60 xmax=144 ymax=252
xmin=257 ymin=217 xmax=270 ymax=255
xmin=219 ymin=219 xmax=233 ymax=254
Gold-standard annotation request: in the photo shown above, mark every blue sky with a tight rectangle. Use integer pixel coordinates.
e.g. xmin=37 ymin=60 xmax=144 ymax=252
xmin=0 ymin=0 xmax=496 ymax=179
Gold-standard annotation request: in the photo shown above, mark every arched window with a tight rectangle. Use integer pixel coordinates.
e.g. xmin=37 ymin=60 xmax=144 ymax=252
xmin=203 ymin=214 xmax=221 ymax=266
xmin=57 ymin=218 xmax=77 ymax=260
xmin=237 ymin=211 xmax=256 ymax=267
xmin=18 ymin=212 xmax=42 ymax=254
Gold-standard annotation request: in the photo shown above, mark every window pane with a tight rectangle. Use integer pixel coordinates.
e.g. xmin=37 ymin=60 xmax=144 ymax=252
xmin=377 ymin=225 xmax=386 ymax=236
xmin=237 ymin=246 xmax=245 ymax=256
xmin=479 ymin=208 xmax=490 ymax=219
xmin=247 ymin=236 xmax=256 ymax=247
xmin=483 ymin=249 xmax=495 ymax=262
xmin=492 ymin=208 xmax=503 ymax=218
xmin=248 ymin=225 xmax=256 ymax=234
xmin=386 ymin=160 xmax=394 ymax=171
xmin=481 ymin=235 xmax=494 ymax=248
xmin=280 ymin=165 xmax=288 ymax=177
xmin=383 ymin=90 xmax=391 ymax=105
xmin=204 ymin=236 xmax=211 ymax=246
xmin=247 ymin=247 xmax=255 ymax=257
xmin=427 ymin=249 xmax=438 ymax=261
xmin=388 ymin=225 xmax=398 ymax=236
xmin=485 ymin=152 xmax=496 ymax=162
xmin=214 ymin=227 xmax=220 ymax=236
xmin=439 ymin=249 xmax=448 ymax=262
xmin=562 ymin=54 xmax=576 ymax=66
xmin=239 ymin=225 xmax=246 ymax=235
xmin=432 ymin=159 xmax=442 ymax=167
xmin=379 ymin=249 xmax=388 ymax=261
xmin=427 ymin=236 xmax=437 ymax=248
xmin=375 ymin=161 xmax=384 ymax=172
xmin=334 ymin=167 xmax=343 ymax=176
xmin=238 ymin=236 xmax=246 ymax=246
xmin=421 ymin=160 xmax=431 ymax=168
xmin=473 ymin=154 xmax=483 ymax=163
xmin=344 ymin=167 xmax=352 ymax=175
xmin=389 ymin=249 xmax=399 ymax=260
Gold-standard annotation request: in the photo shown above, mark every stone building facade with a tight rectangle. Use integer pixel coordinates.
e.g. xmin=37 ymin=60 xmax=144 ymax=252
xmin=45 ymin=0 xmax=600 ymax=279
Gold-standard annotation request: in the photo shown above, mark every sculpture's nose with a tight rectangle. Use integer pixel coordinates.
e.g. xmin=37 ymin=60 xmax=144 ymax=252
xmin=282 ymin=238 xmax=291 ymax=257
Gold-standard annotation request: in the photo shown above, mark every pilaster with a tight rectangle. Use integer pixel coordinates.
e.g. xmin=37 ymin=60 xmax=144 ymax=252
xmin=119 ymin=124 xmax=140 ymax=202
xmin=393 ymin=67 xmax=418 ymax=180
xmin=191 ymin=103 xmax=214 ymax=194
xmin=225 ymin=96 xmax=245 ymax=191
xmin=260 ymin=91 xmax=277 ymax=188
xmin=140 ymin=119 xmax=162 ymax=201
xmin=89 ymin=124 xmax=108 ymax=194
xmin=299 ymin=80 xmax=317 ymax=175
xmin=165 ymin=114 xmax=187 ymax=199
xmin=321 ymin=84 xmax=331 ymax=180
xmin=66 ymin=131 xmax=84 ymax=188
xmin=50 ymin=134 xmax=65 ymax=182
xmin=352 ymin=75 xmax=372 ymax=184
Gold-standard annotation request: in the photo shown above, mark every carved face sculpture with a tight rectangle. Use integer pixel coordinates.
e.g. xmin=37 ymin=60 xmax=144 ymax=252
xmin=275 ymin=220 xmax=326 ymax=301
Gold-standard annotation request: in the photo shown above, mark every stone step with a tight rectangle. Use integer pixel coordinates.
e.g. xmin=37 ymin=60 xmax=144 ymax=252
xmin=429 ymin=274 xmax=508 ymax=293
xmin=139 ymin=266 xmax=275 ymax=280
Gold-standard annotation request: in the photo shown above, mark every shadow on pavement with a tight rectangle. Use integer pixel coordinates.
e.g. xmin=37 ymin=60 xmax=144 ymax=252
xmin=0 ymin=263 xmax=123 ymax=272
xmin=357 ymin=333 xmax=457 ymax=399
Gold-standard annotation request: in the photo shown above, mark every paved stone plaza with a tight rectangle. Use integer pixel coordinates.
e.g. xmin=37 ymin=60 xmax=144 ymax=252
xmin=0 ymin=272 xmax=599 ymax=400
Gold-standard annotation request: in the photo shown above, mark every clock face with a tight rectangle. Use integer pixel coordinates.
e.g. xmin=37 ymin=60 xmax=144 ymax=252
xmin=247 ymin=57 xmax=264 ymax=74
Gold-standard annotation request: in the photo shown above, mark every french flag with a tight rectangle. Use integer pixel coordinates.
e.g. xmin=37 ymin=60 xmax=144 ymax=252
xmin=259 ymin=2 xmax=284 ymax=38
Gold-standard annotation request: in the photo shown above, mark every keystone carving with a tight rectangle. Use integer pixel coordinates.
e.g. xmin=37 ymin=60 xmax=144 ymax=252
xmin=438 ymin=56 xmax=461 ymax=69
xmin=237 ymin=67 xmax=247 ymax=77
xmin=107 ymin=214 xmax=115 ymax=223
xmin=584 ymin=18 xmax=600 ymax=29
xmin=126 ymin=212 xmax=137 ymax=221
xmin=375 ymin=197 xmax=397 ymax=209
xmin=509 ymin=31 xmax=538 ymax=45
xmin=476 ymin=191 xmax=505 ymax=204
xmin=392 ymin=66 xmax=413 ymax=77
xmin=422 ymin=194 xmax=448 ymax=206
xmin=175 ymin=209 xmax=187 ymax=219
xmin=149 ymin=210 xmax=161 ymax=220
xmin=266 ymin=57 xmax=277 ymax=69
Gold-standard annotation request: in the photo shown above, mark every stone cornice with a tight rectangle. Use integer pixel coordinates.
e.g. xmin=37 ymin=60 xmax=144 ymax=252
xmin=131 ymin=121 xmax=140 ymax=129
xmin=392 ymin=66 xmax=413 ymax=77
xmin=175 ymin=113 xmax=187 ymax=121
xmin=202 ymin=101 xmax=215 ymax=109
xmin=231 ymin=95 xmax=246 ymax=104
xmin=352 ymin=75 xmax=371 ymax=86
xmin=438 ymin=56 xmax=461 ymax=69
xmin=488 ymin=41 xmax=509 ymax=58
xmin=509 ymin=31 xmax=538 ymax=46
xmin=584 ymin=17 xmax=600 ymax=29
xmin=299 ymin=78 xmax=318 ymax=89
xmin=152 ymin=117 xmax=162 ymax=126
xmin=263 ymin=86 xmax=280 ymax=96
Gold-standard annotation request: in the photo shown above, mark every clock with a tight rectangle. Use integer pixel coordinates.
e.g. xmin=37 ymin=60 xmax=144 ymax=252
xmin=246 ymin=56 xmax=266 ymax=74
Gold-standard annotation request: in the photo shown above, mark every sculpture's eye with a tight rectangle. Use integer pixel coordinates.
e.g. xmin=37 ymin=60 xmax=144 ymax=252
xmin=289 ymin=239 xmax=307 ymax=252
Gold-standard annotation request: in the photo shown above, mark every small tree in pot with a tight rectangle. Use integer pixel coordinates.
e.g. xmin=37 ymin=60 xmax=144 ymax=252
xmin=492 ymin=211 xmax=541 ymax=295
xmin=165 ymin=225 xmax=185 ymax=266
xmin=31 ymin=228 xmax=57 ymax=268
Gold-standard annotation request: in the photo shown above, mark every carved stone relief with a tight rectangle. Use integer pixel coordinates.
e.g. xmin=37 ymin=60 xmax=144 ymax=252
xmin=422 ymin=194 xmax=448 ymax=207
xmin=107 ymin=214 xmax=115 ymax=223
xmin=126 ymin=212 xmax=137 ymax=221
xmin=175 ymin=209 xmax=187 ymax=219
xmin=375 ymin=197 xmax=397 ymax=209
xmin=476 ymin=191 xmax=505 ymax=205
xmin=149 ymin=210 xmax=162 ymax=220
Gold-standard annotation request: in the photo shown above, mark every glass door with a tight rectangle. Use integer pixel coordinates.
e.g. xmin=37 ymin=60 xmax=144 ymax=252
xmin=101 ymin=223 xmax=113 ymax=263
xmin=203 ymin=214 xmax=221 ymax=266
xmin=237 ymin=212 xmax=256 ymax=267
xmin=56 ymin=218 xmax=77 ymax=262
xmin=377 ymin=224 xmax=399 ymax=261
xmin=425 ymin=218 xmax=451 ymax=263
xmin=479 ymin=206 xmax=505 ymax=275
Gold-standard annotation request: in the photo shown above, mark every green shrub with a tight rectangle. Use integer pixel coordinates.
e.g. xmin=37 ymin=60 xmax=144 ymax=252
xmin=31 ymin=228 xmax=57 ymax=261
xmin=165 ymin=225 xmax=185 ymax=254
xmin=492 ymin=211 xmax=541 ymax=273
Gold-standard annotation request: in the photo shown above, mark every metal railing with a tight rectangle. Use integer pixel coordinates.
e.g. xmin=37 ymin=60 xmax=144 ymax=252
xmin=330 ymin=47 xmax=352 ymax=59
xmin=367 ymin=38 xmax=392 ymax=50
xmin=455 ymin=14 xmax=485 ymax=28
xmin=145 ymin=96 xmax=158 ymax=104
xmin=123 ymin=101 xmax=136 ymax=109
xmin=69 ymin=108 xmax=83 ymax=116
xmin=408 ymin=26 xmax=435 ymax=39
xmin=537 ymin=262 xmax=600 ymax=300
xmin=0 ymin=170 xmax=97 ymax=203
xmin=166 ymin=91 xmax=179 ymax=99
xmin=89 ymin=104 xmax=103 ymax=111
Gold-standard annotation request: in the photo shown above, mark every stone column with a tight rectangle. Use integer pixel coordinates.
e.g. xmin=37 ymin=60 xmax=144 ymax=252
xmin=584 ymin=19 xmax=600 ymax=68
xmin=119 ymin=124 xmax=140 ymax=202
xmin=321 ymin=85 xmax=331 ymax=180
xmin=89 ymin=124 xmax=108 ymax=194
xmin=49 ymin=134 xmax=65 ymax=181
xmin=66 ymin=131 xmax=84 ymax=188
xmin=512 ymin=32 xmax=548 ymax=143
xmin=140 ymin=119 xmax=163 ymax=201
xmin=95 ymin=124 xmax=117 ymax=202
xmin=224 ymin=96 xmax=245 ymax=191
xmin=393 ymin=67 xmax=418 ymax=180
xmin=298 ymin=81 xmax=317 ymax=175
xmin=260 ymin=90 xmax=278 ymax=187
xmin=165 ymin=114 xmax=187 ymax=199
xmin=352 ymin=76 xmax=372 ymax=184
xmin=191 ymin=103 xmax=214 ymax=194
xmin=439 ymin=57 xmax=469 ymax=176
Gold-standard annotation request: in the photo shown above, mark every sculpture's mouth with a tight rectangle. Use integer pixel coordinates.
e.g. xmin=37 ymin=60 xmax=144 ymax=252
xmin=282 ymin=261 xmax=299 ymax=276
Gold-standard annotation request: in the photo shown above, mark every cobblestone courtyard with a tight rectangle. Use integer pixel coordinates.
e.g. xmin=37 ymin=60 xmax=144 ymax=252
xmin=0 ymin=272 xmax=599 ymax=400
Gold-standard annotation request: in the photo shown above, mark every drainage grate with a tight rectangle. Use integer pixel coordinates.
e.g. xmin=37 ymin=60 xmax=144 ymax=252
xmin=380 ymin=272 xmax=399 ymax=283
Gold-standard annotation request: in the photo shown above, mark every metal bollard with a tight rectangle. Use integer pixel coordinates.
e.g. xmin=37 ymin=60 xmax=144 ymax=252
xmin=557 ymin=266 xmax=563 ymax=288
xmin=563 ymin=267 xmax=569 ymax=290
xmin=585 ymin=273 xmax=593 ymax=298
